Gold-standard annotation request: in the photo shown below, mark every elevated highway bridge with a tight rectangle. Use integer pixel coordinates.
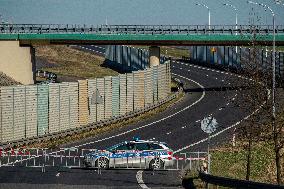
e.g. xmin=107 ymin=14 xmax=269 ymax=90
xmin=1 ymin=24 xmax=284 ymax=46
xmin=1 ymin=24 xmax=284 ymax=85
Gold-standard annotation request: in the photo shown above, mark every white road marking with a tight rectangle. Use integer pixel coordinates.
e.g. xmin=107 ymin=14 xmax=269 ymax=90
xmin=90 ymin=45 xmax=106 ymax=50
xmin=56 ymin=173 xmax=60 ymax=177
xmin=174 ymin=104 xmax=266 ymax=153
xmin=174 ymin=89 xmax=270 ymax=153
xmin=73 ymin=73 xmax=205 ymax=148
xmin=136 ymin=171 xmax=150 ymax=189
xmin=218 ymin=108 xmax=223 ymax=111
xmin=3 ymin=73 xmax=205 ymax=167
xmin=166 ymin=132 xmax=172 ymax=135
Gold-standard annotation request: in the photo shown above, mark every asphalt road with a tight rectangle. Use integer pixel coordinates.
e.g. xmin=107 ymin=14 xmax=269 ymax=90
xmin=0 ymin=46 xmax=262 ymax=189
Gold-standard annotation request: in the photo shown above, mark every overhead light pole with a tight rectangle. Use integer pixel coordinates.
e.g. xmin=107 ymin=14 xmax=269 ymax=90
xmin=247 ymin=0 xmax=276 ymax=138
xmin=223 ymin=3 xmax=238 ymax=53
xmin=195 ymin=3 xmax=211 ymax=29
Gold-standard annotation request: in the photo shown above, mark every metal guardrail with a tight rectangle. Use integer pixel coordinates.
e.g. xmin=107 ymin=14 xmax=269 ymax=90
xmin=36 ymin=70 xmax=57 ymax=83
xmin=1 ymin=24 xmax=284 ymax=35
xmin=199 ymin=172 xmax=284 ymax=189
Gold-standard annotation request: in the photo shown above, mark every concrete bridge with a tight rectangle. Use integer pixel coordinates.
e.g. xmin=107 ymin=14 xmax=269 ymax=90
xmin=1 ymin=24 xmax=284 ymax=84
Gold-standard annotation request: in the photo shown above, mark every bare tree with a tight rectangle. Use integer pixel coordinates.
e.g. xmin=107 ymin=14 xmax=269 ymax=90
xmin=232 ymin=20 xmax=272 ymax=180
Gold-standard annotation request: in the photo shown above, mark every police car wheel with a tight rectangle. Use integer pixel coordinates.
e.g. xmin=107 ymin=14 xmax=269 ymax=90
xmin=149 ymin=158 xmax=164 ymax=170
xmin=96 ymin=157 xmax=109 ymax=169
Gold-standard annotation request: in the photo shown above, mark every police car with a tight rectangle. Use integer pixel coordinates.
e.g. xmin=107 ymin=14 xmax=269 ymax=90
xmin=83 ymin=139 xmax=174 ymax=170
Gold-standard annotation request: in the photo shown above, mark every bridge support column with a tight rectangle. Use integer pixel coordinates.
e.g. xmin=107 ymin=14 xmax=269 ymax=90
xmin=149 ymin=46 xmax=160 ymax=67
xmin=0 ymin=41 xmax=35 ymax=85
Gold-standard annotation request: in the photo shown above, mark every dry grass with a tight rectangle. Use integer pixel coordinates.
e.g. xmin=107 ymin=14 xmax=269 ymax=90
xmin=132 ymin=46 xmax=189 ymax=58
xmin=35 ymin=45 xmax=119 ymax=79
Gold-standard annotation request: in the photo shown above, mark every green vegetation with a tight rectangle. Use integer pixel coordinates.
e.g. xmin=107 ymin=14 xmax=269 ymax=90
xmin=35 ymin=45 xmax=119 ymax=80
xmin=211 ymin=142 xmax=278 ymax=183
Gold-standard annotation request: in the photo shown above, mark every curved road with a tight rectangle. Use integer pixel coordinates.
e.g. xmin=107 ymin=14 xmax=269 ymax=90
xmin=0 ymin=47 xmax=260 ymax=189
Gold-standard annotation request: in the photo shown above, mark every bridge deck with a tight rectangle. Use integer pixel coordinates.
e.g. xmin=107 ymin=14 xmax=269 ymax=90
xmin=1 ymin=24 xmax=284 ymax=46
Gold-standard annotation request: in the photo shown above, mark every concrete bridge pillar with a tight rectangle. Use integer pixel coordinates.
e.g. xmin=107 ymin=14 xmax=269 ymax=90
xmin=149 ymin=46 xmax=160 ymax=67
xmin=0 ymin=41 xmax=35 ymax=85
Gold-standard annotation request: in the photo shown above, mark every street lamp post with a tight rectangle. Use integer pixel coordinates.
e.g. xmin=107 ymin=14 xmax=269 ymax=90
xmin=223 ymin=3 xmax=238 ymax=53
xmin=247 ymin=0 xmax=276 ymax=138
xmin=195 ymin=3 xmax=211 ymax=29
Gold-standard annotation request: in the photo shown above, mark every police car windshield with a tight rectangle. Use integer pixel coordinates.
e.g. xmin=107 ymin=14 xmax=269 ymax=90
xmin=106 ymin=142 xmax=135 ymax=151
xmin=106 ymin=143 xmax=124 ymax=151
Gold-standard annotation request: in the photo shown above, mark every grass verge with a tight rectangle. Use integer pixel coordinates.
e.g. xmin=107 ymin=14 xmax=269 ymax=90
xmin=35 ymin=45 xmax=119 ymax=80
xmin=133 ymin=46 xmax=189 ymax=58
xmin=210 ymin=140 xmax=283 ymax=184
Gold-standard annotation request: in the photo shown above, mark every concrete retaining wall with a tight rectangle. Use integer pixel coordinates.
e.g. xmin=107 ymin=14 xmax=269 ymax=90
xmin=0 ymin=41 xmax=35 ymax=85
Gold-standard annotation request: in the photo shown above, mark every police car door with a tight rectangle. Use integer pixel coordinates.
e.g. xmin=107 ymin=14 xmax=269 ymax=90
xmin=110 ymin=143 xmax=129 ymax=168
xmin=133 ymin=142 xmax=151 ymax=168
xmin=111 ymin=142 xmax=136 ymax=168
xmin=124 ymin=142 xmax=136 ymax=168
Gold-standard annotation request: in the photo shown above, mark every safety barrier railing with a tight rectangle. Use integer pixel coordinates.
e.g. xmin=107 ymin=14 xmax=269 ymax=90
xmin=0 ymin=24 xmax=283 ymax=35
xmin=36 ymin=70 xmax=57 ymax=83
xmin=199 ymin=172 xmax=284 ymax=189
xmin=0 ymin=147 xmax=206 ymax=174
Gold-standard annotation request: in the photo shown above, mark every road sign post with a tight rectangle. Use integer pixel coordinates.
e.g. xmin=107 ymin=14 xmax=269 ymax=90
xmin=201 ymin=116 xmax=218 ymax=175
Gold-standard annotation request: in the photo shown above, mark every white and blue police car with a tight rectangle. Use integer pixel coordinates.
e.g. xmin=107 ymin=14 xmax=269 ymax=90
xmin=83 ymin=138 xmax=174 ymax=170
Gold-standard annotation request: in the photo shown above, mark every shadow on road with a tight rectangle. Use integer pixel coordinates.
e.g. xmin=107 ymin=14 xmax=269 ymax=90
xmin=184 ymin=85 xmax=250 ymax=93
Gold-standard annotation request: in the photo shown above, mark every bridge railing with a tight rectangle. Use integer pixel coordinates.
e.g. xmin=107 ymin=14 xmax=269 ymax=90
xmin=1 ymin=24 xmax=284 ymax=35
